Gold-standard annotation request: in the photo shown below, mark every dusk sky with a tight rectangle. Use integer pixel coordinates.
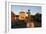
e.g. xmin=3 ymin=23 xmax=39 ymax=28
xmin=11 ymin=5 xmax=41 ymax=15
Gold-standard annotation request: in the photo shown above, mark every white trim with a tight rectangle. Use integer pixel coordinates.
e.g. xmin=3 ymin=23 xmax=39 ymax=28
xmin=6 ymin=2 xmax=45 ymax=33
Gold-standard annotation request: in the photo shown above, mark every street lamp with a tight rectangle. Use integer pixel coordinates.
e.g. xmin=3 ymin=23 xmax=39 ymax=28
xmin=27 ymin=9 xmax=31 ymax=22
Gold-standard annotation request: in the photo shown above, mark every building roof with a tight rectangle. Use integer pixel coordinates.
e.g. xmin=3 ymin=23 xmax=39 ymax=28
xmin=11 ymin=12 xmax=16 ymax=17
xmin=19 ymin=11 xmax=25 ymax=13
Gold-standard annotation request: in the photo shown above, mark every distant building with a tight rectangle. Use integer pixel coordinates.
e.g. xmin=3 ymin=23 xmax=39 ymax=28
xmin=19 ymin=10 xmax=26 ymax=20
xmin=11 ymin=12 xmax=16 ymax=22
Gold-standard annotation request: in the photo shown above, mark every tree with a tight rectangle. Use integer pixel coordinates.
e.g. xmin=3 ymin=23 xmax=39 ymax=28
xmin=34 ymin=13 xmax=41 ymax=27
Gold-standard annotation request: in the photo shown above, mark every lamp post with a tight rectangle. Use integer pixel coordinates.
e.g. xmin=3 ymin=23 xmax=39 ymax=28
xmin=27 ymin=9 xmax=31 ymax=22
